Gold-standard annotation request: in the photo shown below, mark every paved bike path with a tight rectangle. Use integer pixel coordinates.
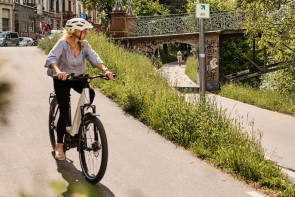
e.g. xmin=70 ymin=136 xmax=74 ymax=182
xmin=161 ymin=62 xmax=295 ymax=180
xmin=0 ymin=47 xmax=266 ymax=197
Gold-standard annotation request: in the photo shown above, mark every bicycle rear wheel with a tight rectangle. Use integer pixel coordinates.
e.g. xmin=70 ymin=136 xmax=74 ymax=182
xmin=49 ymin=97 xmax=59 ymax=150
xmin=79 ymin=116 xmax=108 ymax=184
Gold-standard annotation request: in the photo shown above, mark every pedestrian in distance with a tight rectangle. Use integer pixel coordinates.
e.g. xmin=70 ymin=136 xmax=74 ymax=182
xmin=44 ymin=18 xmax=114 ymax=160
xmin=177 ymin=50 xmax=182 ymax=66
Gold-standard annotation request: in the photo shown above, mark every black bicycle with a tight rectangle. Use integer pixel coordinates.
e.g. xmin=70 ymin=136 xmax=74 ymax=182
xmin=49 ymin=74 xmax=112 ymax=184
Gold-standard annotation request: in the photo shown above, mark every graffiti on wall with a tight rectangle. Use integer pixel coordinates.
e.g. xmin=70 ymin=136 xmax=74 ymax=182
xmin=205 ymin=36 xmax=219 ymax=89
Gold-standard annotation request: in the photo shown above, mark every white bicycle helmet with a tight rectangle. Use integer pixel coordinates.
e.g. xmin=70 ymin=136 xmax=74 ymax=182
xmin=65 ymin=18 xmax=93 ymax=31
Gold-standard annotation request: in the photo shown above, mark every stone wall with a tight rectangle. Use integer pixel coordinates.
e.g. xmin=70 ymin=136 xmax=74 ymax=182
xmin=115 ymin=32 xmax=221 ymax=90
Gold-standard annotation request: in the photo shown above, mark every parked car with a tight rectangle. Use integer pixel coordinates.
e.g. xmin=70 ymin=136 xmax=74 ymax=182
xmin=0 ymin=32 xmax=20 ymax=47
xmin=48 ymin=29 xmax=63 ymax=39
xmin=32 ymin=38 xmax=38 ymax=46
xmin=19 ymin=37 xmax=34 ymax=46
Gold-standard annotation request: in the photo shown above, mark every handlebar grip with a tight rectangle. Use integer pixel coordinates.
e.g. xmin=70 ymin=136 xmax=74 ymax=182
xmin=52 ymin=73 xmax=73 ymax=80
xmin=104 ymin=73 xmax=116 ymax=80
xmin=52 ymin=73 xmax=116 ymax=80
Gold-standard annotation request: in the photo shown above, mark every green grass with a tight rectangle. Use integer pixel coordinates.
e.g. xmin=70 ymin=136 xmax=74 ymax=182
xmin=220 ymin=83 xmax=295 ymax=116
xmin=39 ymin=31 xmax=295 ymax=197
xmin=185 ymin=55 xmax=198 ymax=84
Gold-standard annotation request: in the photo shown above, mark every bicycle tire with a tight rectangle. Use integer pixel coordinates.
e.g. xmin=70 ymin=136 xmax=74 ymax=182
xmin=79 ymin=116 xmax=108 ymax=184
xmin=49 ymin=97 xmax=59 ymax=150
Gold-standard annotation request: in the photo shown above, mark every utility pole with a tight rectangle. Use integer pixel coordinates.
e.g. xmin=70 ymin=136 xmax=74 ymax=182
xmin=199 ymin=1 xmax=205 ymax=99
xmin=196 ymin=0 xmax=209 ymax=99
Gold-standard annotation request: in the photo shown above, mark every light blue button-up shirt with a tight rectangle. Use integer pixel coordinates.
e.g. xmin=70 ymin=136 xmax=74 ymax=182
xmin=44 ymin=38 xmax=104 ymax=76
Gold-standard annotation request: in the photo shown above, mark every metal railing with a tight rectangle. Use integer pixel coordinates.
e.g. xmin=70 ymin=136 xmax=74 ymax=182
xmin=128 ymin=10 xmax=245 ymax=37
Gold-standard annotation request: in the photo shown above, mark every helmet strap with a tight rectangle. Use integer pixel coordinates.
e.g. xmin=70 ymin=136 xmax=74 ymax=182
xmin=72 ymin=31 xmax=83 ymax=48
xmin=72 ymin=33 xmax=80 ymax=39
xmin=72 ymin=31 xmax=83 ymax=40
xmin=79 ymin=31 xmax=82 ymax=40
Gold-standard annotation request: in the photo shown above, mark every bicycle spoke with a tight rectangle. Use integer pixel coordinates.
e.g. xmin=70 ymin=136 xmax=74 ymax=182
xmin=81 ymin=120 xmax=103 ymax=179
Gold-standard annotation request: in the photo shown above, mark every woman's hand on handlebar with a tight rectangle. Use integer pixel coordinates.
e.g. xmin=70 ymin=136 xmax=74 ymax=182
xmin=105 ymin=71 xmax=114 ymax=80
xmin=57 ymin=71 xmax=67 ymax=80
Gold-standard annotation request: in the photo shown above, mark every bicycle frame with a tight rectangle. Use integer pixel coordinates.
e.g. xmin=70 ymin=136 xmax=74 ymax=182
xmin=69 ymin=87 xmax=91 ymax=136
xmin=51 ymin=74 xmax=111 ymax=137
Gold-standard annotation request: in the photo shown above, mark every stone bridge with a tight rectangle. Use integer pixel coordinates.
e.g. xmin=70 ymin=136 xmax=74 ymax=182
xmin=109 ymin=1 xmax=245 ymax=90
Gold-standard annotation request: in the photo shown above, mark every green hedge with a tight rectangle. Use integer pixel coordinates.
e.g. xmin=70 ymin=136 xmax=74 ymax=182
xmin=39 ymin=31 xmax=295 ymax=196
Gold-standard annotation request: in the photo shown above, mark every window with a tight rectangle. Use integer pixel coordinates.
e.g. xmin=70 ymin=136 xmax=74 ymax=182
xmin=2 ymin=19 xmax=9 ymax=31
xmin=24 ymin=22 xmax=27 ymax=32
xmin=68 ymin=1 xmax=71 ymax=12
xmin=62 ymin=0 xmax=65 ymax=12
xmin=11 ymin=33 xmax=18 ymax=38
xmin=56 ymin=0 xmax=59 ymax=12
xmin=31 ymin=22 xmax=35 ymax=32
xmin=2 ymin=9 xmax=10 ymax=31
xmin=50 ymin=0 xmax=54 ymax=11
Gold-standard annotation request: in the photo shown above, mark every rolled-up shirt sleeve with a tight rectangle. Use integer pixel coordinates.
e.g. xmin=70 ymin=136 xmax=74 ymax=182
xmin=84 ymin=40 xmax=104 ymax=68
xmin=44 ymin=39 xmax=64 ymax=68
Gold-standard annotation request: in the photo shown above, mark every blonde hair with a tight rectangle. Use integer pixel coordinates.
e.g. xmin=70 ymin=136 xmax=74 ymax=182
xmin=63 ymin=29 xmax=85 ymax=48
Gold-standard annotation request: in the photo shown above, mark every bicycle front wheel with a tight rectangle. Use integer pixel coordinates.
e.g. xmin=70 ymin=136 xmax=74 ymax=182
xmin=79 ymin=116 xmax=108 ymax=184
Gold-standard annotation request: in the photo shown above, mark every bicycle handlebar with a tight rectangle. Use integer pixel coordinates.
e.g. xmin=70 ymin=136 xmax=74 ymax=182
xmin=52 ymin=73 xmax=116 ymax=81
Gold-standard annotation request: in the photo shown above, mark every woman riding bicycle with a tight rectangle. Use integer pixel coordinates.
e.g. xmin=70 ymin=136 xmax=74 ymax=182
xmin=44 ymin=18 xmax=114 ymax=160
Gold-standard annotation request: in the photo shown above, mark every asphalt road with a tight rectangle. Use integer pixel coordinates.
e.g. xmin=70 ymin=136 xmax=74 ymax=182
xmin=0 ymin=47 xmax=266 ymax=197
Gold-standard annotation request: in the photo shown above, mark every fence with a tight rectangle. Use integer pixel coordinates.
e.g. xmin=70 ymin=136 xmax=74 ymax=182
xmin=128 ymin=10 xmax=245 ymax=37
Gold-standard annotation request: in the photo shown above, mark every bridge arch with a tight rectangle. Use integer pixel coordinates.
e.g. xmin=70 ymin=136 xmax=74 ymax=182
xmin=110 ymin=6 xmax=245 ymax=90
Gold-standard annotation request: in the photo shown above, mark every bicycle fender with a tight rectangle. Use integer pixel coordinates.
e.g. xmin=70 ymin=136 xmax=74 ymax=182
xmin=84 ymin=112 xmax=100 ymax=119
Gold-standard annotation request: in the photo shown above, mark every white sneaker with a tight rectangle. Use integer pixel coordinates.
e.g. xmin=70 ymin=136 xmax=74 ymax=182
xmin=55 ymin=149 xmax=65 ymax=160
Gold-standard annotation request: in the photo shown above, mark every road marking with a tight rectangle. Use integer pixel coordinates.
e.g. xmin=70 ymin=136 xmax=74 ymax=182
xmin=247 ymin=191 xmax=265 ymax=197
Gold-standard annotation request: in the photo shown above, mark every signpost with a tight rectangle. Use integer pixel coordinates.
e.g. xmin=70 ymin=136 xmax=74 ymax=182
xmin=196 ymin=3 xmax=210 ymax=19
xmin=196 ymin=2 xmax=210 ymax=99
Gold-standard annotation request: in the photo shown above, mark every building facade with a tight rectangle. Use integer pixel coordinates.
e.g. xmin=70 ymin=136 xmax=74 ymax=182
xmin=0 ymin=0 xmax=100 ymax=38
xmin=0 ymin=0 xmax=13 ymax=31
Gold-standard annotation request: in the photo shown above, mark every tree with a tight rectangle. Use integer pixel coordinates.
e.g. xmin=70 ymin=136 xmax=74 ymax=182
xmin=187 ymin=0 xmax=235 ymax=13
xmin=128 ymin=0 xmax=170 ymax=16
xmin=159 ymin=0 xmax=188 ymax=14
xmin=81 ymin=0 xmax=170 ymax=24
xmin=241 ymin=0 xmax=295 ymax=93
xmin=81 ymin=0 xmax=116 ymax=23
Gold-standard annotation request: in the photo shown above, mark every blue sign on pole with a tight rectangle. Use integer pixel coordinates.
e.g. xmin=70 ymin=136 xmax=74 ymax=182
xmin=80 ymin=14 xmax=87 ymax=19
